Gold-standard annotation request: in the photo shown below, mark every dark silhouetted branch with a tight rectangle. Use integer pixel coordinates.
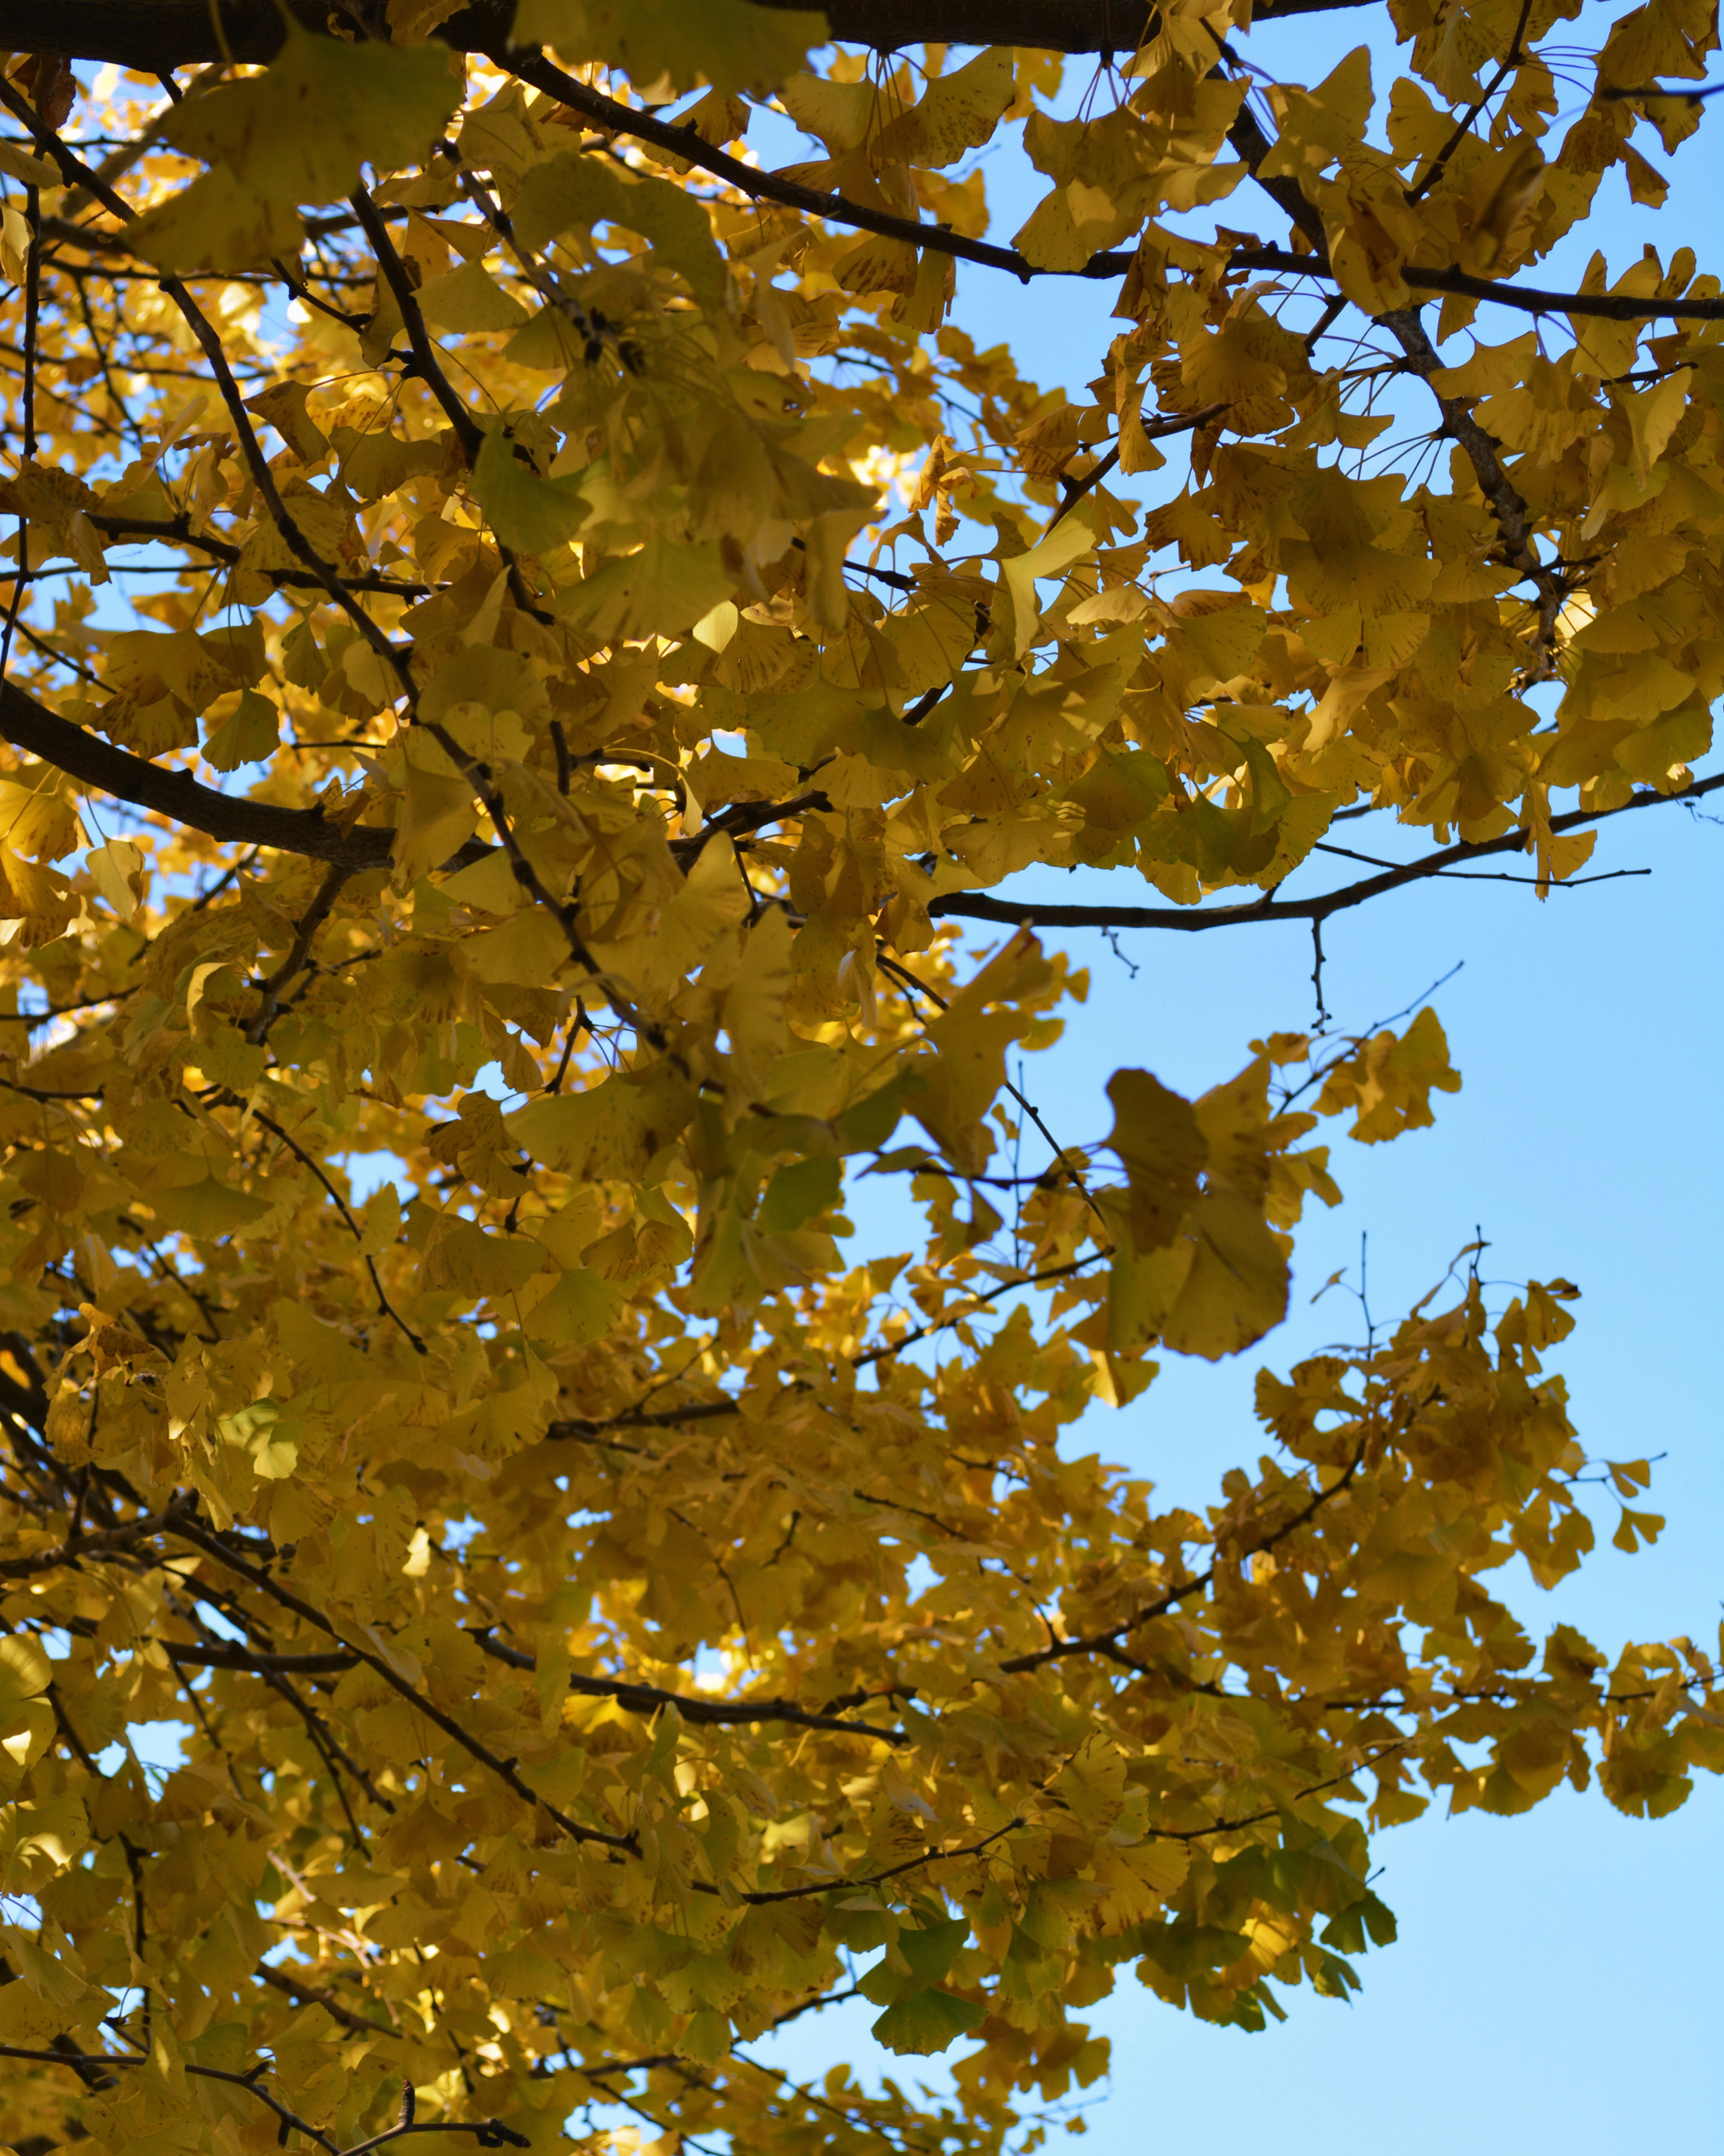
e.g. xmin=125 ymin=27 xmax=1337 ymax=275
xmin=930 ymin=773 xmax=1724 ymax=938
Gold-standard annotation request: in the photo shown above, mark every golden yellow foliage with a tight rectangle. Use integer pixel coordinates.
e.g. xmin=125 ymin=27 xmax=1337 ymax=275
xmin=0 ymin=4 xmax=1718 ymax=2154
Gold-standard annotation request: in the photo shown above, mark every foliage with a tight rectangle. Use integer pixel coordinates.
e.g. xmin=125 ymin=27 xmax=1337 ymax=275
xmin=0 ymin=4 xmax=1719 ymax=2154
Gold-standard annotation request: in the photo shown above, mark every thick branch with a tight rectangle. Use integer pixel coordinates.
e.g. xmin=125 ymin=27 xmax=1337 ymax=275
xmin=929 ymin=772 xmax=1724 ymax=936
xmin=0 ymin=0 xmax=1378 ymax=69
xmin=159 ymin=1640 xmax=357 ymax=1673
xmin=0 ymin=675 xmax=398 ymax=868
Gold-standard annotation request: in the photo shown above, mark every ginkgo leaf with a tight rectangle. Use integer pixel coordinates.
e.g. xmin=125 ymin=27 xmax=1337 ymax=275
xmin=471 ymin=430 xmax=591 ymax=556
xmin=758 ymin=1154 xmax=840 ymax=1231
xmin=563 ymin=534 xmax=735 ymax=641
xmin=131 ymin=172 xmax=306 ymax=274
xmin=202 ymin=688 xmax=280 ymax=772
xmin=162 ymin=26 xmax=462 ymax=207
xmin=250 ymin=1426 xmax=300 ymax=1479
xmin=0 ymin=140 xmax=61 ymax=187
xmin=0 ymin=11 xmax=1719 ymax=2147
xmin=148 ymin=1174 xmax=274 ymax=1239
xmin=1107 ymin=1067 xmax=1207 ymax=1248
xmin=416 ymin=260 xmax=532 ymax=332
xmin=426 ymin=1222 xmax=551 ymax=1299
xmin=1160 ymin=1193 xmax=1289 ymax=1359
xmin=1000 ymin=511 xmax=1096 ymax=660
xmin=875 ymin=47 xmax=1016 ymax=169
xmin=521 ymin=1265 xmax=626 ymax=1346
xmin=509 ymin=1069 xmax=694 ymax=1180
xmin=0 ymin=205 xmax=31 ymax=286
xmin=0 ymin=1979 xmax=65 ymax=2046
xmin=1314 ymin=1007 xmax=1461 ymax=1142
xmin=515 ymin=152 xmax=727 ymax=304
xmin=84 ymin=838 xmax=145 ymax=922
xmin=246 ymin=380 xmax=330 ymax=467
xmin=0 ymin=1636 xmax=51 ymax=1716
xmin=871 ymin=1987 xmax=988 ymax=2056
xmin=515 ymin=0 xmax=827 ymax=94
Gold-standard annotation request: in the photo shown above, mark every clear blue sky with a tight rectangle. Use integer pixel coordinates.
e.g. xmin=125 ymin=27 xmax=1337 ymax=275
xmin=752 ymin=9 xmax=1724 ymax=2150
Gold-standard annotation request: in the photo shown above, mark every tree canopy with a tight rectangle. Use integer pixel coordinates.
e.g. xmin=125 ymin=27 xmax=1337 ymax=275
xmin=0 ymin=4 xmax=1719 ymax=2154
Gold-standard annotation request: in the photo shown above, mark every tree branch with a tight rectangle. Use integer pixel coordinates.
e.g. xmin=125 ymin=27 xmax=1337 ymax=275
xmin=0 ymin=0 xmax=1381 ymax=71
xmin=929 ymin=777 xmax=1724 ymax=939
xmin=998 ymin=1441 xmax=1369 ymax=1673
xmin=470 ymin=1631 xmax=907 ymax=1743
xmin=0 ymin=675 xmax=399 ymax=867
xmin=172 ymin=1517 xmax=641 ymax=1852
xmin=161 ymin=1639 xmax=356 ymax=1672
xmin=255 ymin=1966 xmax=397 ymax=2039
xmin=506 ymin=56 xmax=1724 ymax=328
xmin=1222 ymin=242 xmax=1724 ymax=324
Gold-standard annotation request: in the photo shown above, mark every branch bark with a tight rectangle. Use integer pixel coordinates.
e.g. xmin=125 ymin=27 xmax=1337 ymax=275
xmin=0 ymin=0 xmax=1379 ymax=69
xmin=928 ymin=772 xmax=1724 ymax=937
xmin=0 ymin=675 xmax=398 ymax=868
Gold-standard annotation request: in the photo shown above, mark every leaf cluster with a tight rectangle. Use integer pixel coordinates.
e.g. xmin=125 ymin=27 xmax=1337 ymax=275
xmin=0 ymin=6 xmax=1719 ymax=2154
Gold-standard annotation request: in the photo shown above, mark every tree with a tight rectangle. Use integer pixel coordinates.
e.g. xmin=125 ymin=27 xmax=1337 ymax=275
xmin=0 ymin=1 xmax=1718 ymax=2151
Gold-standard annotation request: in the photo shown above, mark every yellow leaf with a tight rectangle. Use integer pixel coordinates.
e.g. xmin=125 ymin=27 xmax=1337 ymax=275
xmin=460 ymin=904 xmax=572 ymax=988
xmin=416 ymin=260 xmax=532 ymax=332
xmin=564 ymin=533 xmax=735 ymax=643
xmin=245 ymin=380 xmax=330 ymax=466
xmin=515 ymin=151 xmax=726 ymax=304
xmin=0 ymin=141 xmax=61 ymax=187
xmin=149 ymin=1173 xmax=275 ymax=1239
xmin=0 ymin=1636 xmax=51 ymax=1718
xmin=1158 ymin=1191 xmax=1288 ymax=1359
xmin=1315 ymin=1007 xmax=1461 ymax=1144
xmin=1106 ymin=1068 xmax=1206 ymax=1249
xmin=163 ymin=26 xmax=461 ymax=209
xmin=426 ymin=1222 xmax=552 ymax=1299
xmin=509 ymin=1067 xmax=694 ymax=1180
xmin=1000 ymin=512 xmax=1096 ymax=661
xmin=0 ymin=204 xmax=30 ymax=287
xmin=251 ymin=1428 xmax=300 ymax=1479
xmin=471 ymin=429 xmax=591 ymax=557
xmin=0 ymin=1977 xmax=64 ymax=2045
xmin=85 ymin=839 xmax=146 ymax=922
xmin=522 ymin=1265 xmax=627 ymax=1347
xmin=515 ymin=0 xmax=826 ymax=95
xmin=202 ymin=688 xmax=280 ymax=773
xmin=129 ymin=169 xmax=309 ymax=275
xmin=875 ymin=47 xmax=1015 ymax=169
xmin=393 ymin=749 xmax=480 ymax=882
